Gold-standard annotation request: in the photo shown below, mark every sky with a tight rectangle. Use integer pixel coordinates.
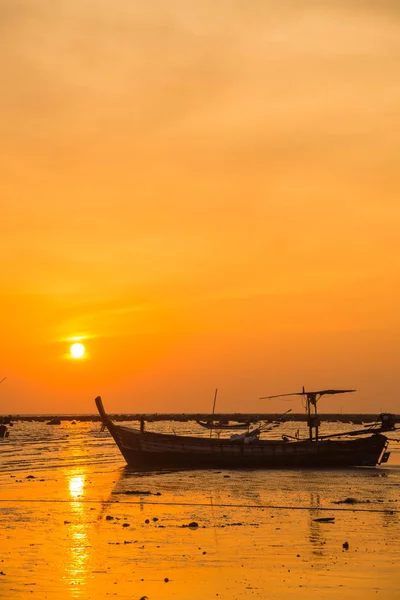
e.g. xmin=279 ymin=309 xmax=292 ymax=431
xmin=1 ymin=1 xmax=399 ymax=414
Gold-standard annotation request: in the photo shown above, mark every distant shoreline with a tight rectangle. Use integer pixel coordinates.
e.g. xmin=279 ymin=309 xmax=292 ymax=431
xmin=2 ymin=413 xmax=398 ymax=424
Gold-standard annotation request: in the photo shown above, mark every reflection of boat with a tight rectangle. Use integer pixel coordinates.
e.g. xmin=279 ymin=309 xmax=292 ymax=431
xmin=196 ymin=420 xmax=253 ymax=430
xmin=95 ymin=390 xmax=397 ymax=470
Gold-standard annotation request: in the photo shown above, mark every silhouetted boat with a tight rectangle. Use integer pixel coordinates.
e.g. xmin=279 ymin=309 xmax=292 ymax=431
xmin=47 ymin=417 xmax=61 ymax=425
xmin=196 ymin=420 xmax=253 ymax=430
xmin=0 ymin=377 xmax=9 ymax=439
xmin=95 ymin=390 xmax=396 ymax=470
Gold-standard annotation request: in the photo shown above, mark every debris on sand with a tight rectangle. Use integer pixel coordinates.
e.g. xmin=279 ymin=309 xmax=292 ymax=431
xmin=182 ymin=522 xmax=199 ymax=529
xmin=333 ymin=498 xmax=370 ymax=505
xmin=121 ymin=490 xmax=152 ymax=496
xmin=343 ymin=541 xmax=349 ymax=550
xmin=114 ymin=489 xmax=162 ymax=497
xmin=313 ymin=517 xmax=335 ymax=523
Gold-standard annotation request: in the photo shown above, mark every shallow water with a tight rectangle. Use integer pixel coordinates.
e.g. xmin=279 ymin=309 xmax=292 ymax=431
xmin=1 ymin=420 xmax=399 ymax=599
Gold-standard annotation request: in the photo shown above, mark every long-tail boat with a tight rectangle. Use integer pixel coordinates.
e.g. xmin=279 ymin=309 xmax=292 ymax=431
xmin=95 ymin=389 xmax=396 ymax=470
xmin=196 ymin=420 xmax=253 ymax=430
xmin=195 ymin=388 xmax=257 ymax=431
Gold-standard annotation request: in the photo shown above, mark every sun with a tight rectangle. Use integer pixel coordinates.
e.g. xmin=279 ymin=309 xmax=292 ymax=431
xmin=70 ymin=342 xmax=85 ymax=359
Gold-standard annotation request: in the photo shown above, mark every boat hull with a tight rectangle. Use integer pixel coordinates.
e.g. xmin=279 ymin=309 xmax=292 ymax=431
xmin=108 ymin=423 xmax=389 ymax=470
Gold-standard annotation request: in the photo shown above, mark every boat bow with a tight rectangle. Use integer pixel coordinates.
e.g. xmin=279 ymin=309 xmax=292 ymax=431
xmin=95 ymin=396 xmax=114 ymax=432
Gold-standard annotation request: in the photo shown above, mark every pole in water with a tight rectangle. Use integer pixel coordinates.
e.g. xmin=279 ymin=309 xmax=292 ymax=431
xmin=210 ymin=388 xmax=218 ymax=439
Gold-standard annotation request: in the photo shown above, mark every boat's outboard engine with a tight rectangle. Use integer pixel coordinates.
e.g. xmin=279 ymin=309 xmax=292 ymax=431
xmin=379 ymin=413 xmax=396 ymax=432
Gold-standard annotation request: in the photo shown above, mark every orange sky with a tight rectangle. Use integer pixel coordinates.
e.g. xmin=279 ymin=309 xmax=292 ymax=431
xmin=1 ymin=1 xmax=399 ymax=414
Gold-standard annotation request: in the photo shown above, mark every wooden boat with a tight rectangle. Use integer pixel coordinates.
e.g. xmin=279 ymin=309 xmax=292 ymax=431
xmin=47 ymin=417 xmax=61 ymax=425
xmin=195 ymin=389 xmax=256 ymax=431
xmin=95 ymin=389 xmax=396 ymax=470
xmin=196 ymin=420 xmax=253 ymax=430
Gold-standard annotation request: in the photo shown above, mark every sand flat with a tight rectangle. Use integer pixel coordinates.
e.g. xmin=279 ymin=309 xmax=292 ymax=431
xmin=1 ymin=465 xmax=400 ymax=600
xmin=1 ymin=421 xmax=399 ymax=599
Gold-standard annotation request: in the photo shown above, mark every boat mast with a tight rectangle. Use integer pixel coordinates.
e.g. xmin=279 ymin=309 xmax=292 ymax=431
xmin=306 ymin=391 xmax=320 ymax=441
xmin=259 ymin=387 xmax=356 ymax=442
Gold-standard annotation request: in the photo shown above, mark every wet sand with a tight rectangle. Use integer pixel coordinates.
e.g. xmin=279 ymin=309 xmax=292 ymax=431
xmin=1 ymin=422 xmax=399 ymax=599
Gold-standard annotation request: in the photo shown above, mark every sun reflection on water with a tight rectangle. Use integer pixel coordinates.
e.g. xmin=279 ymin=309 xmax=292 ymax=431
xmin=69 ymin=475 xmax=85 ymax=500
xmin=65 ymin=471 xmax=90 ymax=597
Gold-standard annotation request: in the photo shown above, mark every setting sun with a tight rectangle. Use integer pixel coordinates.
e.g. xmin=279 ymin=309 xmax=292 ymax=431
xmin=70 ymin=343 xmax=85 ymax=359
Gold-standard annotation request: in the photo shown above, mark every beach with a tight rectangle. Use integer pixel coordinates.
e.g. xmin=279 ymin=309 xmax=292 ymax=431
xmin=3 ymin=3 xmax=400 ymax=598
xmin=1 ymin=420 xmax=399 ymax=599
